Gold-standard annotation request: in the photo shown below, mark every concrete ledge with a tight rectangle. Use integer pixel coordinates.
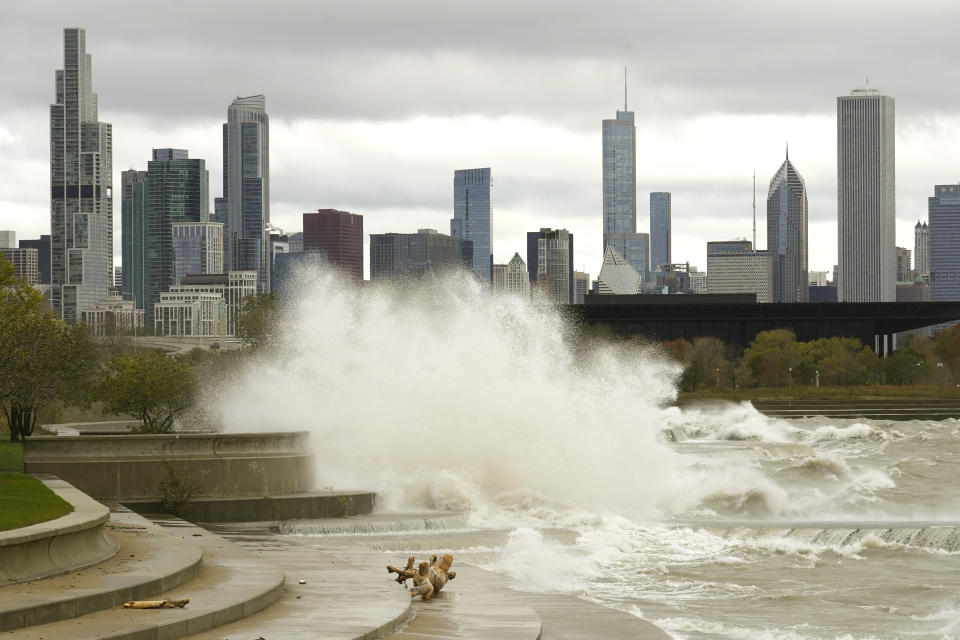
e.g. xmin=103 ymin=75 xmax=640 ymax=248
xmin=123 ymin=491 xmax=376 ymax=523
xmin=0 ymin=476 xmax=118 ymax=586
xmin=0 ymin=510 xmax=202 ymax=632
xmin=10 ymin=519 xmax=285 ymax=640
xmin=23 ymin=432 xmax=314 ymax=501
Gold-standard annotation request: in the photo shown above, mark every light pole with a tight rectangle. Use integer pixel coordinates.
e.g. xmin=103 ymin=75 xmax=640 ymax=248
xmin=788 ymin=367 xmax=793 ymax=393
xmin=815 ymin=369 xmax=820 ymax=388
xmin=715 ymin=367 xmax=720 ymax=387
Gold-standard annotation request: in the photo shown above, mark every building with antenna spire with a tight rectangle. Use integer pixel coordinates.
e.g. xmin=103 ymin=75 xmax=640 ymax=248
xmin=602 ymin=71 xmax=647 ymax=277
xmin=767 ymin=148 xmax=809 ymax=302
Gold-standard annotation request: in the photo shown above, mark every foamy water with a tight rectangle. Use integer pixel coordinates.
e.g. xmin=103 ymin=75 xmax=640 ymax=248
xmin=214 ymin=273 xmax=960 ymax=639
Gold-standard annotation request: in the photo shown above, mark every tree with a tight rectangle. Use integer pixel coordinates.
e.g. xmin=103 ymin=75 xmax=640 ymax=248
xmin=741 ymin=329 xmax=802 ymax=387
xmin=235 ymin=292 xmax=278 ymax=348
xmin=96 ymin=349 xmax=195 ymax=433
xmin=0 ymin=259 xmax=96 ymax=441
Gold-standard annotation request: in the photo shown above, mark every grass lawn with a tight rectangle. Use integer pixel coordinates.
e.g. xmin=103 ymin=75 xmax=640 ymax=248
xmin=0 ymin=438 xmax=23 ymax=472
xmin=0 ymin=473 xmax=72 ymax=532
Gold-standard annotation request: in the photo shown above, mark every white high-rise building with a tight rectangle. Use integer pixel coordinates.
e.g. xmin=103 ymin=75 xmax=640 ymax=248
xmin=0 ymin=231 xmax=15 ymax=248
xmin=50 ymin=28 xmax=113 ymax=322
xmin=492 ymin=253 xmax=531 ymax=298
xmin=837 ymin=88 xmax=895 ymax=302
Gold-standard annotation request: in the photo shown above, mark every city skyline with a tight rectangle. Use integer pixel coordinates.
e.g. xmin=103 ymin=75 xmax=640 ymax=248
xmin=3 ymin=4 xmax=960 ymax=280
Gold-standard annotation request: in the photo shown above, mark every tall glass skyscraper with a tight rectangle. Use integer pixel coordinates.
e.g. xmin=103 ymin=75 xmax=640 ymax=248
xmin=450 ymin=168 xmax=492 ymax=282
xmin=121 ymin=169 xmax=148 ymax=309
xmin=142 ymin=149 xmax=209 ymax=323
xmin=928 ymin=184 xmax=960 ymax=304
xmin=837 ymin=89 xmax=895 ymax=302
xmin=602 ymin=109 xmax=636 ymax=250
xmin=50 ymin=28 xmax=112 ymax=322
xmin=766 ymin=152 xmax=808 ymax=303
xmin=649 ymin=192 xmax=671 ymax=272
xmin=222 ymin=95 xmax=270 ymax=292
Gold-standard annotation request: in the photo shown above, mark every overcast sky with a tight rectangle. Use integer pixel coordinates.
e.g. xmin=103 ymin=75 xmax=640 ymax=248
xmin=2 ymin=0 xmax=960 ymax=279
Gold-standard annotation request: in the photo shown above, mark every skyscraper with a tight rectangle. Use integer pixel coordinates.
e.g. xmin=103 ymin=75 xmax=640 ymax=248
xmin=928 ymin=184 xmax=960 ymax=304
xmin=121 ymin=169 xmax=147 ymax=308
xmin=602 ymin=105 xmax=636 ymax=251
xmin=766 ymin=151 xmax=808 ymax=303
xmin=370 ymin=229 xmax=468 ymax=281
xmin=142 ymin=149 xmax=209 ymax=323
xmin=606 ymin=232 xmax=650 ymax=281
xmin=649 ymin=192 xmax=671 ymax=273
xmin=527 ymin=228 xmax=574 ymax=304
xmin=50 ymin=28 xmax=112 ymax=322
xmin=302 ymin=209 xmax=363 ymax=281
xmin=172 ymin=222 xmax=223 ymax=284
xmin=837 ymin=88 xmax=895 ymax=302
xmin=706 ymin=240 xmax=773 ymax=303
xmin=221 ymin=95 xmax=270 ymax=292
xmin=19 ymin=235 xmax=52 ymax=284
xmin=450 ymin=168 xmax=493 ymax=282
xmin=915 ymin=221 xmax=930 ymax=278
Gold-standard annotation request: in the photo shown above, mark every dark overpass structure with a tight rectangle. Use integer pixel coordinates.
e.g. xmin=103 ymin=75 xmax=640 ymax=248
xmin=578 ymin=295 xmax=960 ymax=353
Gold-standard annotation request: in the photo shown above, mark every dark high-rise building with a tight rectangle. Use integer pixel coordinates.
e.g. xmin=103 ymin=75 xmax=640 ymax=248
xmin=222 ymin=95 xmax=270 ymax=292
xmin=302 ymin=209 xmax=363 ymax=281
xmin=369 ymin=229 xmax=469 ymax=280
xmin=649 ymin=192 xmax=671 ymax=272
xmin=929 ymin=184 xmax=960 ymax=304
xmin=142 ymin=149 xmax=209 ymax=323
xmin=19 ymin=235 xmax=52 ymax=284
xmin=451 ymin=168 xmax=493 ymax=282
xmin=121 ymin=169 xmax=147 ymax=307
xmin=50 ymin=28 xmax=112 ymax=322
xmin=766 ymin=151 xmax=808 ymax=303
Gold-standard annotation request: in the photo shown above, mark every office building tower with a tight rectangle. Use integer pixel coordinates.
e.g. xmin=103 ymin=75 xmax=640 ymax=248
xmin=288 ymin=232 xmax=303 ymax=253
xmin=573 ymin=271 xmax=590 ymax=304
xmin=597 ymin=245 xmax=642 ymax=295
xmin=370 ymin=229 xmax=470 ymax=281
xmin=688 ymin=270 xmax=708 ymax=294
xmin=602 ymin=105 xmax=636 ymax=253
xmin=113 ymin=266 xmax=122 ymax=289
xmin=50 ymin=28 xmax=112 ymax=322
xmin=706 ymin=240 xmax=772 ymax=303
xmin=272 ymin=250 xmax=328 ymax=295
xmin=895 ymin=247 xmax=913 ymax=282
xmin=222 ymin=95 xmax=270 ymax=292
xmin=767 ymin=152 xmax=808 ymax=302
xmin=121 ymin=169 xmax=147 ymax=306
xmin=19 ymin=236 xmax=52 ymax=284
xmin=928 ymin=184 xmax=960 ymax=305
xmin=302 ymin=209 xmax=363 ymax=281
xmin=526 ymin=228 xmax=575 ymax=303
xmin=837 ymin=88 xmax=895 ymax=302
xmin=142 ymin=149 xmax=208 ymax=323
xmin=649 ymin=192 xmax=671 ymax=272
xmin=527 ymin=228 xmax=573 ymax=304
xmin=451 ymin=168 xmax=493 ymax=282
xmin=0 ymin=231 xmax=15 ymax=248
xmin=492 ymin=253 xmax=532 ymax=298
xmin=915 ymin=221 xmax=929 ymax=278
xmin=606 ymin=232 xmax=650 ymax=281
xmin=172 ymin=222 xmax=223 ymax=284
xmin=1 ymin=248 xmax=39 ymax=285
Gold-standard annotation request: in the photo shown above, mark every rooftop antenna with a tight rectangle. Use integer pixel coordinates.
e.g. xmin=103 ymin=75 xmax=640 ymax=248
xmin=624 ymin=67 xmax=628 ymax=110
xmin=752 ymin=171 xmax=757 ymax=249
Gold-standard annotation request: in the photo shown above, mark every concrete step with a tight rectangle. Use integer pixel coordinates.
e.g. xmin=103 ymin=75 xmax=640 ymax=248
xmin=182 ymin=536 xmax=412 ymax=640
xmin=4 ymin=519 xmax=284 ymax=640
xmin=123 ymin=490 xmax=376 ymax=523
xmin=0 ymin=510 xmax=201 ymax=632
xmin=384 ymin=563 xmax=542 ymax=640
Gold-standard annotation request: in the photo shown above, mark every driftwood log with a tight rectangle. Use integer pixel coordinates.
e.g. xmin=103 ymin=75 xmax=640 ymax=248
xmin=387 ymin=554 xmax=456 ymax=600
xmin=122 ymin=599 xmax=190 ymax=609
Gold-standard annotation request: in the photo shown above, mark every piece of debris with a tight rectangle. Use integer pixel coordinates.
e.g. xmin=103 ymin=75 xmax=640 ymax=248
xmin=387 ymin=554 xmax=456 ymax=600
xmin=298 ymin=579 xmax=307 ymax=584
xmin=123 ymin=598 xmax=190 ymax=609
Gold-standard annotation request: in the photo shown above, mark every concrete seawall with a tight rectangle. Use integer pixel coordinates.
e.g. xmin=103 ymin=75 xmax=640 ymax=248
xmin=0 ymin=476 xmax=118 ymax=585
xmin=23 ymin=431 xmax=314 ymax=502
